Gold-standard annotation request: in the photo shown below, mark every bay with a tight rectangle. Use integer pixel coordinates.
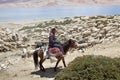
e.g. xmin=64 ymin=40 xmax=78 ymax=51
xmin=0 ymin=5 xmax=120 ymax=21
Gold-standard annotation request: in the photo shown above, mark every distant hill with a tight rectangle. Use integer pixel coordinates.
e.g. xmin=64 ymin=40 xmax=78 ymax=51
xmin=0 ymin=0 xmax=120 ymax=7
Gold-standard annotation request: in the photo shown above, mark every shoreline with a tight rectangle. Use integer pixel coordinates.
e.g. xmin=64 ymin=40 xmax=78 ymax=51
xmin=0 ymin=14 xmax=120 ymax=31
xmin=0 ymin=18 xmax=57 ymax=26
xmin=0 ymin=14 xmax=119 ymax=22
xmin=0 ymin=17 xmax=64 ymax=31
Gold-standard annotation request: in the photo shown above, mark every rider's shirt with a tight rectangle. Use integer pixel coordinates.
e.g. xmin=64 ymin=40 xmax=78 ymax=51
xmin=49 ymin=33 xmax=56 ymax=47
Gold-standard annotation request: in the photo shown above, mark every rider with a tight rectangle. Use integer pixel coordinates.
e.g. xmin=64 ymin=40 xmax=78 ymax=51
xmin=48 ymin=28 xmax=64 ymax=55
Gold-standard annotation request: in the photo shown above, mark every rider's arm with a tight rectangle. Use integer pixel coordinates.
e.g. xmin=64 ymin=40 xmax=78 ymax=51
xmin=50 ymin=35 xmax=60 ymax=44
xmin=49 ymin=35 xmax=56 ymax=43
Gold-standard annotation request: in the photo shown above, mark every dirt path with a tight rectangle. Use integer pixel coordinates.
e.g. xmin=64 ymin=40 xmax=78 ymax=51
xmin=0 ymin=38 xmax=120 ymax=80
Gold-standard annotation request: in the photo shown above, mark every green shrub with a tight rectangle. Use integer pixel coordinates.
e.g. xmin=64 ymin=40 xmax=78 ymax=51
xmin=55 ymin=55 xmax=120 ymax=80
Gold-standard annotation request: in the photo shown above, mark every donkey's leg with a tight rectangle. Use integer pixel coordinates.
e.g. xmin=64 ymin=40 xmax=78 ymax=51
xmin=39 ymin=60 xmax=42 ymax=70
xmin=54 ymin=58 xmax=61 ymax=71
xmin=39 ymin=59 xmax=46 ymax=71
xmin=41 ymin=59 xmax=46 ymax=71
xmin=62 ymin=57 xmax=66 ymax=67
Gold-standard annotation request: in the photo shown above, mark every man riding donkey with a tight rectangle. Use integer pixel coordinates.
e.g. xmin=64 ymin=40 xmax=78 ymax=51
xmin=46 ymin=28 xmax=64 ymax=61
xmin=33 ymin=27 xmax=78 ymax=71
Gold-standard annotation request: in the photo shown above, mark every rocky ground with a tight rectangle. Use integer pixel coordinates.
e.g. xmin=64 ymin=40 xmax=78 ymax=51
xmin=0 ymin=37 xmax=120 ymax=80
xmin=0 ymin=15 xmax=120 ymax=80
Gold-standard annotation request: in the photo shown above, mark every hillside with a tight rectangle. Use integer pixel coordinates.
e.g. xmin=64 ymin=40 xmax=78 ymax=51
xmin=0 ymin=15 xmax=120 ymax=80
xmin=0 ymin=0 xmax=120 ymax=7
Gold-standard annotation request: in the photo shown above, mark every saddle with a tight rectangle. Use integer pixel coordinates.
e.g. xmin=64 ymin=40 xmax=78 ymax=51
xmin=43 ymin=47 xmax=61 ymax=59
xmin=43 ymin=47 xmax=60 ymax=63
xmin=49 ymin=47 xmax=60 ymax=55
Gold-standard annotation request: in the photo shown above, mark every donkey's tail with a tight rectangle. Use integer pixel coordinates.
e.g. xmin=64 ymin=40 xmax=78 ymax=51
xmin=33 ymin=50 xmax=39 ymax=69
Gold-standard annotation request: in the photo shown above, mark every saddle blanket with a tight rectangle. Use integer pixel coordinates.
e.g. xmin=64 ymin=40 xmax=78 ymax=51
xmin=43 ymin=47 xmax=61 ymax=63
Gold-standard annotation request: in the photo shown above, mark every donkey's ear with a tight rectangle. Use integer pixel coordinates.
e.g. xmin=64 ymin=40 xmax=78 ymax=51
xmin=68 ymin=39 xmax=72 ymax=43
xmin=69 ymin=39 xmax=76 ymax=43
xmin=68 ymin=39 xmax=71 ymax=41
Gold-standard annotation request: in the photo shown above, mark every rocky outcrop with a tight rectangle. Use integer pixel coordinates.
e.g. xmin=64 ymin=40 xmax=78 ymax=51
xmin=0 ymin=28 xmax=29 ymax=52
xmin=19 ymin=15 xmax=120 ymax=51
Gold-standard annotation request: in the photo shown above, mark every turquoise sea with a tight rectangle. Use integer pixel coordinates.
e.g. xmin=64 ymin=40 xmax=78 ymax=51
xmin=0 ymin=5 xmax=120 ymax=21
